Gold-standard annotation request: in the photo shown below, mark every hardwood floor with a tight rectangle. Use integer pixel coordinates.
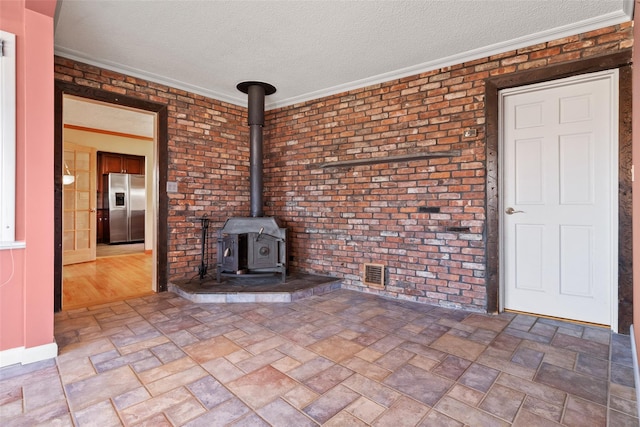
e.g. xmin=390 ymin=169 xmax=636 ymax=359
xmin=96 ymin=242 xmax=145 ymax=257
xmin=62 ymin=253 xmax=154 ymax=310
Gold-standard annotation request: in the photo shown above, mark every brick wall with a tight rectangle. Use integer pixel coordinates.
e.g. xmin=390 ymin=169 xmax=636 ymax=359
xmin=265 ymin=22 xmax=633 ymax=310
xmin=55 ymin=21 xmax=633 ymax=312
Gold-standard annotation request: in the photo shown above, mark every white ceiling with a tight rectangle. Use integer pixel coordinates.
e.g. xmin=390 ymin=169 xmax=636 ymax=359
xmin=55 ymin=0 xmax=633 ymax=113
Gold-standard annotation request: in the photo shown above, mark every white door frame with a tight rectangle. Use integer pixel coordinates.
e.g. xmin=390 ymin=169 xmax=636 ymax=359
xmin=498 ymin=69 xmax=619 ymax=331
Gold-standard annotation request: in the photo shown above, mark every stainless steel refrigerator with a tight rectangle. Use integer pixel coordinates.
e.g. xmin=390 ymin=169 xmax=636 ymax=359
xmin=105 ymin=173 xmax=146 ymax=243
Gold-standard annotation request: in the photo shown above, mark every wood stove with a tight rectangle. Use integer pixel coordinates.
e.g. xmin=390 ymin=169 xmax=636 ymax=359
xmin=216 ymin=217 xmax=286 ymax=282
xmin=215 ymin=81 xmax=287 ymax=283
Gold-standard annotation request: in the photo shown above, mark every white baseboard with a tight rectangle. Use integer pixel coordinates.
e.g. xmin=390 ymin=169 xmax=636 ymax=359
xmin=630 ymin=325 xmax=640 ymax=420
xmin=0 ymin=342 xmax=58 ymax=368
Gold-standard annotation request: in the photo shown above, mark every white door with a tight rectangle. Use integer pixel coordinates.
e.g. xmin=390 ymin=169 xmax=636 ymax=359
xmin=501 ymin=70 xmax=618 ymax=327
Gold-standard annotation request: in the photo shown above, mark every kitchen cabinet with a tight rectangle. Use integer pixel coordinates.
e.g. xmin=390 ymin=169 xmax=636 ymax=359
xmin=98 ymin=152 xmax=145 ymax=175
xmin=123 ymin=156 xmax=144 ymax=175
xmin=97 ymin=209 xmax=109 ymax=243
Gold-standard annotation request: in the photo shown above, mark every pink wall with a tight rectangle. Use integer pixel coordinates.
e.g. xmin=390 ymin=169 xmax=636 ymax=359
xmin=633 ymin=1 xmax=640 ymax=359
xmin=0 ymin=0 xmax=56 ymax=359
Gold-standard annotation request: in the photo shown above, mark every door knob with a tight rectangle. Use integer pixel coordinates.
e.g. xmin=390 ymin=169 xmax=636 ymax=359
xmin=505 ymin=207 xmax=524 ymax=215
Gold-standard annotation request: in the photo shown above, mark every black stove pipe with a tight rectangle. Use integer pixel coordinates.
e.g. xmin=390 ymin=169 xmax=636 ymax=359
xmin=248 ymin=84 xmax=265 ymax=218
xmin=237 ymin=81 xmax=276 ymax=218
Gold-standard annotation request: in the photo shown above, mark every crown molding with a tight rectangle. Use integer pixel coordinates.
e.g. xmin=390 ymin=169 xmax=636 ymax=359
xmin=54 ymin=46 xmax=247 ymax=108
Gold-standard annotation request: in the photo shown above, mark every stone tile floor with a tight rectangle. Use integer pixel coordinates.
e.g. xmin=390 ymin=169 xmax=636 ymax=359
xmin=1 ymin=289 xmax=638 ymax=426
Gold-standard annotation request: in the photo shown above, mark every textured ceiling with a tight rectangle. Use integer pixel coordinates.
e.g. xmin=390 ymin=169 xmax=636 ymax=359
xmin=55 ymin=0 xmax=633 ymax=113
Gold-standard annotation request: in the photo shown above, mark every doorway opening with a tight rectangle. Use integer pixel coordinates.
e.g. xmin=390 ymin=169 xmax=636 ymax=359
xmin=61 ymin=96 xmax=156 ymax=309
xmin=54 ymin=81 xmax=169 ymax=312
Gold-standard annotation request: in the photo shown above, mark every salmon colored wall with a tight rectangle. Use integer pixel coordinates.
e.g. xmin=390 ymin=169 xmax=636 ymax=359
xmin=633 ymin=1 xmax=640 ymax=360
xmin=0 ymin=0 xmax=56 ymax=361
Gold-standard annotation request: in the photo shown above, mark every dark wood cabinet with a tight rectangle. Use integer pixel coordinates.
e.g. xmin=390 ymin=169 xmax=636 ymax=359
xmin=97 ymin=209 xmax=109 ymax=243
xmin=123 ymin=156 xmax=144 ymax=174
xmin=98 ymin=151 xmax=145 ymax=175
xmin=100 ymin=152 xmax=124 ymax=175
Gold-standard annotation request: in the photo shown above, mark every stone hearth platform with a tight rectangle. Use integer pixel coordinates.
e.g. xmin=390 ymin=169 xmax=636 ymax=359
xmin=169 ymin=272 xmax=342 ymax=303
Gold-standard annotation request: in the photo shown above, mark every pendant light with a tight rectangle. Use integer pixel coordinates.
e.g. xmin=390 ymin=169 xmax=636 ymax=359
xmin=63 ymin=162 xmax=75 ymax=185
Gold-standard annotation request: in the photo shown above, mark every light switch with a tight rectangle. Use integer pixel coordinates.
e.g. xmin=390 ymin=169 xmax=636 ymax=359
xmin=166 ymin=181 xmax=178 ymax=193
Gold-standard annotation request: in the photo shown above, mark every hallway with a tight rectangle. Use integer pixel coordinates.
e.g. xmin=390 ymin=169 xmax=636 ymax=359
xmin=1 ymin=289 xmax=637 ymax=425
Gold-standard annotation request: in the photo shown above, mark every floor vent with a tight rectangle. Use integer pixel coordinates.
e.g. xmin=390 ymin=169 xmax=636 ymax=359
xmin=363 ymin=263 xmax=385 ymax=289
